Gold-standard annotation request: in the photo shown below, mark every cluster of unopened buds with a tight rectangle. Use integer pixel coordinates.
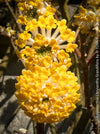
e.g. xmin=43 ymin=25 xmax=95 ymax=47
xmin=14 ymin=0 xmax=80 ymax=123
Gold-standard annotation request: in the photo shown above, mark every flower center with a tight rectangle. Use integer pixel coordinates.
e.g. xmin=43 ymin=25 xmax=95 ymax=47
xmin=42 ymin=97 xmax=49 ymax=103
xmin=36 ymin=45 xmax=51 ymax=56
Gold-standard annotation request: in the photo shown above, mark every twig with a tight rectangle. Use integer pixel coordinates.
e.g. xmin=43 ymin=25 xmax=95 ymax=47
xmin=75 ymin=48 xmax=81 ymax=59
xmin=75 ymin=29 xmax=98 ymax=65
xmin=87 ymin=37 xmax=97 ymax=60
xmin=54 ymin=14 xmax=60 ymax=21
xmin=4 ymin=0 xmax=21 ymax=32
xmin=86 ymin=52 xmax=96 ymax=65
xmin=56 ymin=9 xmax=62 ymax=16
xmin=75 ymin=27 xmax=80 ymax=41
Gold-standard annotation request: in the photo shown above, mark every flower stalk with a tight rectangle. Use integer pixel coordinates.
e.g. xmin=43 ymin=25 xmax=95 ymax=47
xmin=37 ymin=123 xmax=44 ymax=134
xmin=80 ymin=35 xmax=100 ymax=134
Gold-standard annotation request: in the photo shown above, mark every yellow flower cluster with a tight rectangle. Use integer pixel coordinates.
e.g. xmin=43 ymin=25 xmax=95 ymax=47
xmin=37 ymin=4 xmax=56 ymax=16
xmin=74 ymin=6 xmax=96 ymax=22
xmin=87 ymin=0 xmax=100 ymax=7
xmin=15 ymin=65 xmax=80 ymax=123
xmin=15 ymin=1 xmax=80 ymax=123
xmin=74 ymin=5 xmax=100 ymax=34
xmin=16 ymin=0 xmax=44 ymax=11
xmin=16 ymin=15 xmax=77 ymax=69
xmin=16 ymin=0 xmax=56 ymax=17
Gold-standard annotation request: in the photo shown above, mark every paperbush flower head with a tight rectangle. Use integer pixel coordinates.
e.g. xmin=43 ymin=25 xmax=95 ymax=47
xmin=74 ymin=6 xmax=95 ymax=22
xmin=74 ymin=6 xmax=100 ymax=34
xmin=87 ymin=0 xmax=100 ymax=7
xmin=16 ymin=0 xmax=44 ymax=11
xmin=15 ymin=65 xmax=80 ymax=123
xmin=16 ymin=15 xmax=77 ymax=69
xmin=37 ymin=4 xmax=56 ymax=16
xmin=16 ymin=0 xmax=56 ymax=17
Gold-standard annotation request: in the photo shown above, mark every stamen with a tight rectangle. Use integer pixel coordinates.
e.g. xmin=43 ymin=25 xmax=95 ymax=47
xmin=56 ymin=35 xmax=61 ymax=43
xmin=59 ymin=44 xmax=67 ymax=49
xmin=28 ymin=38 xmax=34 ymax=43
xmin=46 ymin=29 xmax=51 ymax=39
xmin=26 ymin=40 xmax=34 ymax=46
xmin=51 ymin=27 xmax=60 ymax=39
xmin=41 ymin=28 xmax=46 ymax=36
xmin=32 ymin=27 xmax=38 ymax=37
xmin=44 ymin=2 xmax=49 ymax=7
xmin=58 ymin=39 xmax=67 ymax=45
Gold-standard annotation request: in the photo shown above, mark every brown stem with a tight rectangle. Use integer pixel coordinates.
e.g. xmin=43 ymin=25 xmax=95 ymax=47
xmin=80 ymin=37 xmax=100 ymax=134
xmin=54 ymin=14 xmax=59 ymax=21
xmin=75 ymin=27 xmax=80 ymax=41
xmin=4 ymin=0 xmax=21 ymax=32
xmin=56 ymin=9 xmax=62 ymax=16
xmin=75 ymin=48 xmax=81 ymax=59
xmin=75 ymin=34 xmax=97 ymax=66
xmin=36 ymin=123 xmax=44 ymax=134
xmin=81 ymin=43 xmax=90 ymax=106
xmin=87 ymin=37 xmax=97 ymax=61
xmin=86 ymin=43 xmax=100 ymax=65
xmin=74 ymin=28 xmax=82 ymax=60
xmin=86 ymin=52 xmax=96 ymax=65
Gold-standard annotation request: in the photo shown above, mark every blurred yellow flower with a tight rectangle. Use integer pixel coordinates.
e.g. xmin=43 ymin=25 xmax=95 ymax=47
xmin=87 ymin=0 xmax=100 ymax=7
xmin=16 ymin=0 xmax=56 ymax=18
xmin=16 ymin=0 xmax=44 ymax=11
xmin=74 ymin=5 xmax=100 ymax=34
xmin=78 ymin=6 xmax=87 ymax=16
